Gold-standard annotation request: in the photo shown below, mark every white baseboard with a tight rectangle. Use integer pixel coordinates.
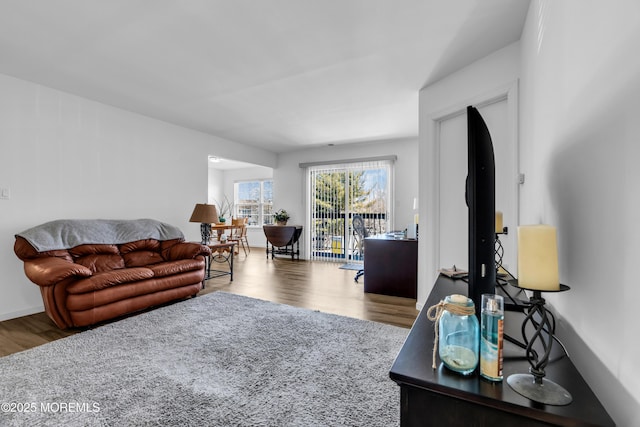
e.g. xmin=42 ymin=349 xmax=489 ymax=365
xmin=0 ymin=305 xmax=44 ymax=322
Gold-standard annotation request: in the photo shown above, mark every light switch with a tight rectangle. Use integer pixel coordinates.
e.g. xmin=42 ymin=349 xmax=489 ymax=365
xmin=0 ymin=186 xmax=10 ymax=200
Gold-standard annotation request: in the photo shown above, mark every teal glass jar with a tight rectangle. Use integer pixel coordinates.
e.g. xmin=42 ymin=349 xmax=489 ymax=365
xmin=438 ymin=294 xmax=479 ymax=375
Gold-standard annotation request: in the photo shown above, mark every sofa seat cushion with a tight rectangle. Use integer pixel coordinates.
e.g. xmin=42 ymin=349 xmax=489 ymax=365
xmin=67 ymin=283 xmax=202 ymax=324
xmin=147 ymin=259 xmax=205 ymax=278
xmin=66 ymin=271 xmax=204 ymax=312
xmin=67 ymin=267 xmax=154 ymax=294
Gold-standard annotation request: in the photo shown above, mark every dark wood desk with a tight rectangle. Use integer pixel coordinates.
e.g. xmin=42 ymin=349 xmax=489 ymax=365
xmin=389 ymin=276 xmax=615 ymax=426
xmin=363 ymin=235 xmax=417 ymax=298
xmin=263 ymin=225 xmax=302 ymax=260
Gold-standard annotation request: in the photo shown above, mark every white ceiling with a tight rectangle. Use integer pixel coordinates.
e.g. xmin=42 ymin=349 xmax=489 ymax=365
xmin=0 ymin=0 xmax=529 ymax=154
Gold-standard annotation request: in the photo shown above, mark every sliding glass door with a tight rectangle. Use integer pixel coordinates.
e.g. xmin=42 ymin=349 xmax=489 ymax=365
xmin=308 ymin=159 xmax=393 ymax=261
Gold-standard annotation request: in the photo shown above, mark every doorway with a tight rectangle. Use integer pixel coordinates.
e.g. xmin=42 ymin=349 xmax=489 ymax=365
xmin=435 ymin=89 xmax=519 ymax=278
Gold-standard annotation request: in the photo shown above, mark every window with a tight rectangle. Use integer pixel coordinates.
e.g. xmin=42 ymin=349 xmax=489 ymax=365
xmin=234 ymin=180 xmax=273 ymax=226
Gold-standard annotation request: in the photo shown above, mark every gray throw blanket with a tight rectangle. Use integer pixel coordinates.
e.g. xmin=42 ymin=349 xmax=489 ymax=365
xmin=16 ymin=219 xmax=185 ymax=252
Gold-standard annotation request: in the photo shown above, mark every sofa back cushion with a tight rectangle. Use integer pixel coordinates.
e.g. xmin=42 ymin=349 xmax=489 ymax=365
xmin=119 ymin=239 xmax=164 ymax=267
xmin=69 ymin=244 xmax=125 ymax=273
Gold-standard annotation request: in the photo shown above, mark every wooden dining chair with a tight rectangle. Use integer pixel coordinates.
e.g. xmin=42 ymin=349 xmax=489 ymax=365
xmin=229 ymin=217 xmax=249 ymax=255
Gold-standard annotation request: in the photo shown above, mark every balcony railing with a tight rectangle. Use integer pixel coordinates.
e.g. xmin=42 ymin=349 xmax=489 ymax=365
xmin=311 ymin=212 xmax=387 ymax=260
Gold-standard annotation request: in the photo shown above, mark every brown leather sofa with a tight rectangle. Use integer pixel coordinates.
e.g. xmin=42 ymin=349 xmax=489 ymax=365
xmin=14 ymin=219 xmax=211 ymax=329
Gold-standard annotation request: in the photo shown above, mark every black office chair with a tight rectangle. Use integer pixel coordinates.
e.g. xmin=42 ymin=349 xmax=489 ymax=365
xmin=352 ymin=215 xmax=368 ymax=282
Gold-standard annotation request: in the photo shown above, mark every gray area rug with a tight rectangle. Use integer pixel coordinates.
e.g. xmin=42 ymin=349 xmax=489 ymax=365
xmin=0 ymin=292 xmax=408 ymax=426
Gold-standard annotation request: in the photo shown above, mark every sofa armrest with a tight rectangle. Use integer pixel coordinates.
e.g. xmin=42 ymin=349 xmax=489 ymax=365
xmin=163 ymin=242 xmax=211 ymax=261
xmin=23 ymin=258 xmax=93 ymax=287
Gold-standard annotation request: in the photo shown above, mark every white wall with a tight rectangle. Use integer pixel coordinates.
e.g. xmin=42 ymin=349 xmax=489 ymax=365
xmin=275 ymin=138 xmax=419 ymax=259
xmin=519 ymin=1 xmax=640 ymax=424
xmin=207 ymin=167 xmax=224 ymax=207
xmin=0 ymin=72 xmax=276 ymax=321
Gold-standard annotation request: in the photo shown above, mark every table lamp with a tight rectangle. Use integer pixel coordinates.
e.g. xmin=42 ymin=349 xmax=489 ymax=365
xmin=189 ymin=203 xmax=218 ymax=244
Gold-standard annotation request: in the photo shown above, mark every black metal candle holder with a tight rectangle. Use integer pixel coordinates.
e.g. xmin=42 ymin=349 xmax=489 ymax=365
xmin=507 ymin=280 xmax=573 ymax=406
xmin=495 ymin=227 xmax=507 ymax=274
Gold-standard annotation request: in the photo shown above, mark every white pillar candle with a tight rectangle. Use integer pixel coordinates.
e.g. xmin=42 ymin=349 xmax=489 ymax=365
xmin=495 ymin=211 xmax=503 ymax=234
xmin=517 ymin=225 xmax=560 ymax=291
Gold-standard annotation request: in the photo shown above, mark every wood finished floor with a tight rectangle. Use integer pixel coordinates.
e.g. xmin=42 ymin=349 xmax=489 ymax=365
xmin=0 ymin=247 xmax=419 ymax=357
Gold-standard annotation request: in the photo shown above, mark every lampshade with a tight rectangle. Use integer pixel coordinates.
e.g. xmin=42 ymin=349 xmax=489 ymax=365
xmin=189 ymin=203 xmax=219 ymax=224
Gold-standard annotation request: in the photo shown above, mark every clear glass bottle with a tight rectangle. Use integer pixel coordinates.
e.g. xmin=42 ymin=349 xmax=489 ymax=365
xmin=480 ymin=294 xmax=504 ymax=381
xmin=438 ymin=294 xmax=479 ymax=375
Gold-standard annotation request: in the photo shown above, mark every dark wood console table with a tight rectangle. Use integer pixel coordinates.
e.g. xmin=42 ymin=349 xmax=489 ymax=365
xmin=263 ymin=225 xmax=302 ymax=260
xmin=363 ymin=235 xmax=417 ymax=298
xmin=389 ymin=275 xmax=614 ymax=426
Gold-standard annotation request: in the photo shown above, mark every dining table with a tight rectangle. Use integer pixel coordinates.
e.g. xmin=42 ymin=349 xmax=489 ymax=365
xmin=210 ymin=223 xmax=242 ymax=252
xmin=211 ymin=223 xmax=240 ymax=236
